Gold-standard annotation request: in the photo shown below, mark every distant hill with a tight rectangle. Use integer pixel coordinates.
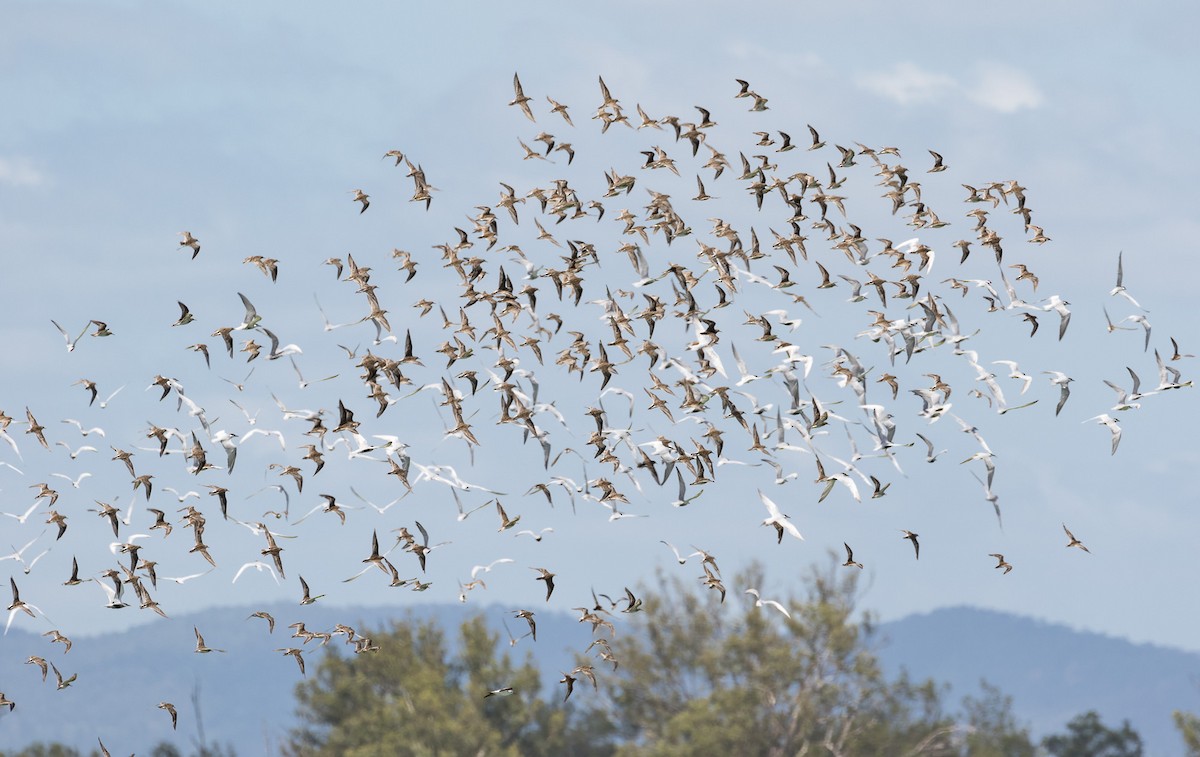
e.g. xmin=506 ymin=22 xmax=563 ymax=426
xmin=876 ymin=606 xmax=1200 ymax=756
xmin=1 ymin=603 xmax=1196 ymax=755
xmin=0 ymin=602 xmax=586 ymax=755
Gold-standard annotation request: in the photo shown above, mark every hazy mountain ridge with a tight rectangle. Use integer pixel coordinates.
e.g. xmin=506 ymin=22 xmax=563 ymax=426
xmin=0 ymin=602 xmax=587 ymax=755
xmin=877 ymin=606 xmax=1200 ymax=756
xmin=1 ymin=604 xmax=1196 ymax=755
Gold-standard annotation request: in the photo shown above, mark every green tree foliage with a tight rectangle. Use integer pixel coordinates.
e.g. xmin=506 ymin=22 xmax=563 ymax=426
xmin=591 ymin=561 xmax=1035 ymax=757
xmin=958 ymin=681 xmax=1036 ymax=757
xmin=0 ymin=741 xmax=234 ymax=757
xmin=281 ymin=561 xmax=1049 ymax=756
xmin=284 ymin=614 xmax=613 ymax=757
xmin=1175 ymin=710 xmax=1200 ymax=756
xmin=0 ymin=745 xmax=83 ymax=757
xmin=149 ymin=743 xmax=237 ymax=757
xmin=1041 ymin=710 xmax=1143 ymax=757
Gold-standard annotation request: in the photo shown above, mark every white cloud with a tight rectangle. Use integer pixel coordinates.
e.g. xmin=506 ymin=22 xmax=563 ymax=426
xmin=856 ymin=61 xmax=1043 ymax=113
xmin=855 ymin=62 xmax=957 ymax=106
xmin=965 ymin=63 xmax=1044 ymax=113
xmin=0 ymin=156 xmax=48 ymax=187
xmin=725 ymin=40 xmax=824 ymax=71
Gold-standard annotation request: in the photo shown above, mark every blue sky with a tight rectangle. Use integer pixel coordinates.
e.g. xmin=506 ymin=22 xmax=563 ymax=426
xmin=1 ymin=0 xmax=1198 ymax=691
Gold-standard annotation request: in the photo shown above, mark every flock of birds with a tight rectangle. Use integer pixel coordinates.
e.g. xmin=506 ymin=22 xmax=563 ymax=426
xmin=0 ymin=72 xmax=1192 ymax=750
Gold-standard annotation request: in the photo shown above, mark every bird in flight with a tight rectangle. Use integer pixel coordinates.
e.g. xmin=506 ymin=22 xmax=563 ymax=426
xmin=278 ymin=647 xmax=306 ymax=676
xmin=745 ymin=588 xmax=791 ymax=619
xmin=1062 ymin=524 xmax=1091 ymax=554
xmin=178 ymin=231 xmax=201 ymax=258
xmin=532 ymin=567 xmax=555 ymax=601
xmin=298 ymin=575 xmax=324 ymax=605
xmin=158 ymin=702 xmax=178 ymax=730
xmin=758 ymin=490 xmax=803 ymax=542
xmin=193 ymin=626 xmax=226 ymax=653
xmin=484 ymin=686 xmax=515 ymax=698
xmin=842 ymin=542 xmax=863 ymax=569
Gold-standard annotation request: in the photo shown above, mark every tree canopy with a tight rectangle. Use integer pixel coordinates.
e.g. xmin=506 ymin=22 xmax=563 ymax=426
xmin=284 ymin=560 xmax=1046 ymax=756
xmin=1040 ymin=710 xmax=1143 ymax=756
xmin=284 ymin=614 xmax=611 ymax=757
xmin=1176 ymin=710 xmax=1200 ymax=756
xmin=13 ymin=567 xmax=1188 ymax=755
xmin=591 ymin=561 xmax=1034 ymax=756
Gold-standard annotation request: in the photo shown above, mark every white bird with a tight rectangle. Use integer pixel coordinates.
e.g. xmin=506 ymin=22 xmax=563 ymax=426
xmin=161 ymin=487 xmax=200 ymax=503
xmin=314 ymin=296 xmax=359 ymax=333
xmin=290 ymin=355 xmax=337 ymax=389
xmin=159 ymin=569 xmax=214 ymax=585
xmin=670 ymin=468 xmax=704 ymax=507
xmin=1085 ymin=414 xmax=1123 ymax=455
xmin=291 ymin=496 xmax=356 ymax=525
xmin=116 ymin=496 xmax=137 ymax=527
xmin=1103 ymin=306 xmax=1135 ymax=334
xmin=107 ymin=533 xmax=152 ymax=558
xmin=227 ymin=399 xmax=259 ymax=426
xmin=55 ymin=441 xmax=97 ymax=460
xmin=772 ymin=344 xmax=814 ymax=377
xmin=1122 ymin=314 xmax=1152 ymax=352
xmin=263 ymin=327 xmax=303 ymax=360
xmin=450 ymin=489 xmax=489 ymax=521
xmin=758 ymin=490 xmax=803 ymax=542
xmin=1154 ymin=349 xmax=1193 ymax=391
xmin=0 ymin=537 xmax=40 ymax=564
xmin=60 ymin=419 xmax=106 ymax=437
xmin=1 ymin=536 xmax=49 ymax=575
xmin=821 ymin=471 xmax=862 ymax=503
xmin=50 ymin=472 xmax=92 ymax=489
xmin=211 ymin=431 xmax=238 ymax=473
xmin=1109 ymin=251 xmax=1146 ymax=310
xmin=7 ymin=577 xmax=50 ymax=634
xmin=349 ymin=486 xmax=404 ymax=515
xmin=659 ymin=540 xmax=700 ymax=565
xmin=19 ymin=547 xmax=51 ymax=575
xmin=961 ymin=450 xmax=998 ymax=489
xmin=910 ymin=387 xmax=953 ymax=421
xmin=976 ymin=371 xmax=1038 ymax=415
xmin=1043 ymin=371 xmax=1075 ymax=416
xmin=1041 ymin=295 xmax=1072 ymax=341
xmin=239 ymin=428 xmax=287 ymax=450
xmin=601 ymin=500 xmax=647 ymax=522
xmin=470 ymin=558 xmax=514 ymax=580
xmin=334 ymin=433 xmax=383 ymax=462
xmin=51 ymin=320 xmax=88 ymax=352
xmin=0 ymin=429 xmax=21 ymax=460
xmin=98 ymin=385 xmax=125 ymax=409
xmin=411 ymin=463 xmax=505 ymax=495
xmin=913 ymin=432 xmax=946 ymax=463
xmin=760 ymin=457 xmax=799 ymax=485
xmin=992 ymin=360 xmax=1033 ymax=395
xmin=1103 ymin=367 xmax=1156 ymax=411
xmin=371 ymin=435 xmax=410 ymax=457
xmin=2 ymin=501 xmax=42 ymax=525
xmin=970 ymin=472 xmax=1003 ymax=528
xmin=93 ymin=577 xmax=127 ymax=610
xmin=730 ymin=342 xmax=763 ymax=386
xmin=744 ymin=588 xmax=791 ymax=619
xmin=168 ymin=399 xmax=212 ymax=440
xmin=232 ymin=561 xmax=282 ymax=585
